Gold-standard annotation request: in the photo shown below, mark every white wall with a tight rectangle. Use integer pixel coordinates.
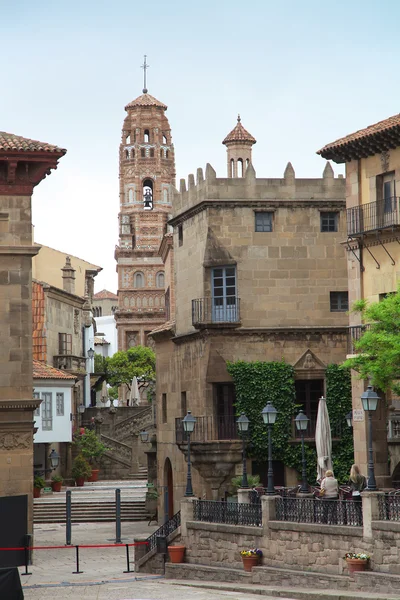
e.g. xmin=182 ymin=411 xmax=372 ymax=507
xmin=95 ymin=315 xmax=118 ymax=356
xmin=33 ymin=381 xmax=73 ymax=443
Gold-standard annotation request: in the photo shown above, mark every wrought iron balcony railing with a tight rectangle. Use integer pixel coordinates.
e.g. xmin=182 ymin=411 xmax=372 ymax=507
xmin=193 ymin=499 xmax=262 ymax=527
xmin=192 ymin=297 xmax=240 ymax=327
xmin=175 ymin=415 xmax=239 ymax=444
xmin=347 ymin=324 xmax=371 ymax=354
xmin=347 ymin=197 xmax=400 ymax=236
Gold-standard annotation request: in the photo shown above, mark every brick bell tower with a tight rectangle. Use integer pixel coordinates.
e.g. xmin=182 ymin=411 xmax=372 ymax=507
xmin=115 ymin=57 xmax=175 ymax=357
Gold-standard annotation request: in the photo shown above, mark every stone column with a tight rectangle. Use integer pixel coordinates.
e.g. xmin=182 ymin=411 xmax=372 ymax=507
xmin=180 ymin=497 xmax=195 ymax=539
xmin=261 ymin=494 xmax=277 ymax=537
xmin=130 ymin=432 xmax=140 ymax=474
xmin=237 ymin=488 xmax=251 ymax=504
xmin=362 ymin=491 xmax=382 ymax=539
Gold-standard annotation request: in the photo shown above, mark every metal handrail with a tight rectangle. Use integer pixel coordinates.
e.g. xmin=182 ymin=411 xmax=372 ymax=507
xmin=347 ymin=197 xmax=400 ymax=236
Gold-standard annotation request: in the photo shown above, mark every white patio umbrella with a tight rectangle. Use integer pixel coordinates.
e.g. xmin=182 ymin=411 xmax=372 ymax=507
xmin=100 ymin=380 xmax=108 ymax=404
xmin=129 ymin=376 xmax=140 ymax=406
xmin=315 ymin=396 xmax=333 ymax=481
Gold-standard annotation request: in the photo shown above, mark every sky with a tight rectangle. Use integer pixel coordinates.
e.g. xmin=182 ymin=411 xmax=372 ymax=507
xmin=2 ymin=0 xmax=400 ymax=292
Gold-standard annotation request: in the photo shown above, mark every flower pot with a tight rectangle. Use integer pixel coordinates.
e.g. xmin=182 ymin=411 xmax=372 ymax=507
xmin=87 ymin=469 xmax=99 ymax=482
xmin=75 ymin=477 xmax=85 ymax=487
xmin=168 ymin=545 xmax=185 ymax=563
xmin=51 ymin=481 xmax=62 ymax=492
xmin=242 ymin=555 xmax=260 ymax=572
xmin=346 ymin=558 xmax=368 ymax=575
xmin=33 ymin=487 xmax=41 ymax=498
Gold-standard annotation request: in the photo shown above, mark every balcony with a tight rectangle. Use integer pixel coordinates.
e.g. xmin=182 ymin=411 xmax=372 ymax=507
xmin=192 ymin=297 xmax=241 ymax=328
xmin=347 ymin=324 xmax=371 ymax=354
xmin=175 ymin=415 xmax=239 ymax=444
xmin=53 ymin=354 xmax=87 ymax=374
xmin=292 ymin=416 xmax=342 ymax=440
xmin=347 ymin=197 xmax=400 ymax=236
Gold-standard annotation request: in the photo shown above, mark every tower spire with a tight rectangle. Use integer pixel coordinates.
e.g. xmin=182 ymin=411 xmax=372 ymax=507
xmin=141 ymin=54 xmax=150 ymax=94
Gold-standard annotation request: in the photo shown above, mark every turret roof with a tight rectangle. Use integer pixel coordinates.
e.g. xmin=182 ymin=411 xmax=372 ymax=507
xmin=125 ymin=93 xmax=167 ymax=111
xmin=222 ymin=115 xmax=256 ymax=145
xmin=94 ymin=289 xmax=118 ymax=300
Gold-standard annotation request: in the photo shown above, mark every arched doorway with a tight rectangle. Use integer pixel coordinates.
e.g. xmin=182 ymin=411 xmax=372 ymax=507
xmin=164 ymin=458 xmax=174 ymax=519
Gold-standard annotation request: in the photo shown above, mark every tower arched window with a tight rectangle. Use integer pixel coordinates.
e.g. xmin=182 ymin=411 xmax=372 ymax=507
xmin=237 ymin=158 xmax=243 ymax=178
xmin=162 ymin=134 xmax=167 ymax=144
xmin=125 ymin=150 xmax=129 ymax=159
xmin=143 ymin=179 xmax=154 ymax=211
xmin=156 ymin=272 xmax=165 ymax=288
xmin=246 ymin=158 xmax=249 ymax=170
xmin=131 ymin=149 xmax=135 ymax=159
xmin=160 ymin=149 xmax=163 ymax=158
xmin=128 ymin=189 xmax=133 ymax=203
xmin=134 ymin=272 xmax=145 ymax=288
xmin=141 ymin=148 xmax=145 ymax=158
xmin=144 ymin=129 xmax=150 ymax=143
xmin=125 ymin=134 xmax=130 ymax=144
xmin=166 ymin=150 xmax=169 ymax=159
xmin=230 ymin=159 xmax=234 ymax=178
xmin=150 ymin=148 xmax=154 ymax=158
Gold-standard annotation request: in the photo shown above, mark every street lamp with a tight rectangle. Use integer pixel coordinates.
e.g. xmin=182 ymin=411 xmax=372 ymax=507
xmin=182 ymin=411 xmax=196 ymax=497
xmin=139 ymin=430 xmax=149 ymax=443
xmin=87 ymin=347 xmax=95 ymax=360
xmin=237 ymin=413 xmax=250 ymax=488
xmin=295 ymin=410 xmax=309 ymax=493
xmin=361 ymin=384 xmax=380 ymax=491
xmin=49 ymin=449 xmax=60 ymax=470
xmin=262 ymin=402 xmax=278 ymax=495
xmin=346 ymin=411 xmax=353 ymax=428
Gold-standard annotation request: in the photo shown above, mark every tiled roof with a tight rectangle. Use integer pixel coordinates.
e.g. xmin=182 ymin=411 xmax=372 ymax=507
xmin=33 ymin=360 xmax=76 ymax=380
xmin=0 ymin=132 xmax=66 ymax=154
xmin=94 ymin=289 xmax=118 ymax=299
xmin=94 ymin=336 xmax=109 ymax=345
xmin=222 ymin=115 xmax=256 ymax=145
xmin=125 ymin=93 xmax=167 ymax=111
xmin=32 ymin=281 xmax=47 ymax=362
xmin=318 ymin=113 xmax=400 ymax=162
xmin=149 ymin=320 xmax=176 ymax=335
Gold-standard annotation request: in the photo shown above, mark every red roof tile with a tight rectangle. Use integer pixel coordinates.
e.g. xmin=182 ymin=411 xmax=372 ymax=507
xmin=222 ymin=115 xmax=256 ymax=145
xmin=0 ymin=132 xmax=66 ymax=154
xmin=125 ymin=93 xmax=167 ymax=111
xmin=94 ymin=289 xmax=118 ymax=299
xmin=33 ymin=360 xmax=76 ymax=380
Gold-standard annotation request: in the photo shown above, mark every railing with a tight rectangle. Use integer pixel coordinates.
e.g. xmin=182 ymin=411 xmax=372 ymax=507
xmin=347 ymin=324 xmax=371 ymax=354
xmin=192 ymin=297 xmax=240 ymax=327
xmin=193 ymin=499 xmax=261 ymax=527
xmin=145 ymin=510 xmax=181 ymax=553
xmin=378 ymin=493 xmax=400 ymax=521
xmin=175 ymin=415 xmax=239 ymax=444
xmin=388 ymin=414 xmax=400 ymax=441
xmin=275 ymin=496 xmax=362 ymax=526
xmin=101 ymin=434 xmax=132 ymax=464
xmin=347 ymin=197 xmax=400 ymax=236
xmin=53 ymin=354 xmax=87 ymax=372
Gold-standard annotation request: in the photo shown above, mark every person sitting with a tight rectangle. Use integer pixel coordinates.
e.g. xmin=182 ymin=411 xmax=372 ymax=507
xmin=320 ymin=469 xmax=339 ymax=524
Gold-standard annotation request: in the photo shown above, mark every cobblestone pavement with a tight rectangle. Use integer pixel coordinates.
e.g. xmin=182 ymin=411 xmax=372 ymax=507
xmin=22 ymin=522 xmax=285 ymax=600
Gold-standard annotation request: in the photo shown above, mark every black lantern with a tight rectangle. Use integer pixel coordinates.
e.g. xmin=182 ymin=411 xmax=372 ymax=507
xmin=182 ymin=411 xmax=196 ymax=497
xmin=262 ymin=402 xmax=278 ymax=495
xmin=346 ymin=411 xmax=353 ymax=428
xmin=237 ymin=413 xmax=250 ymax=489
xmin=87 ymin=348 xmax=95 ymax=360
xmin=295 ymin=410 xmax=309 ymax=493
xmin=139 ymin=430 xmax=149 ymax=443
xmin=361 ymin=384 xmax=380 ymax=491
xmin=49 ymin=449 xmax=60 ymax=470
xmin=143 ymin=189 xmax=153 ymax=211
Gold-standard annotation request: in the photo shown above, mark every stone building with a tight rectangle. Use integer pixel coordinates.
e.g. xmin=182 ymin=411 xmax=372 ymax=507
xmin=0 ymin=131 xmax=65 ymax=533
xmin=114 ymin=87 xmax=175 ymax=358
xmin=151 ymin=117 xmax=349 ymax=514
xmin=319 ymin=113 xmax=400 ymax=487
xmin=92 ymin=289 xmax=118 ymax=317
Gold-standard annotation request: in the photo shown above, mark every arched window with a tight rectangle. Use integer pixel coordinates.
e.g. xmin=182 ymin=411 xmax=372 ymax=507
xmin=150 ymin=148 xmax=154 ymax=158
xmin=230 ymin=159 xmax=234 ymax=177
xmin=162 ymin=134 xmax=167 ymax=144
xmin=156 ymin=272 xmax=165 ymax=288
xmin=141 ymin=148 xmax=145 ymax=158
xmin=128 ymin=189 xmax=133 ymax=203
xmin=131 ymin=149 xmax=135 ymax=159
xmin=246 ymin=158 xmax=249 ymax=169
xmin=125 ymin=134 xmax=130 ymax=144
xmin=160 ymin=149 xmax=163 ymax=158
xmin=237 ymin=158 xmax=243 ymax=178
xmin=143 ymin=179 xmax=154 ymax=211
xmin=166 ymin=150 xmax=169 ymax=159
xmin=144 ymin=129 xmax=150 ymax=143
xmin=125 ymin=150 xmax=129 ymax=159
xmin=134 ymin=272 xmax=144 ymax=288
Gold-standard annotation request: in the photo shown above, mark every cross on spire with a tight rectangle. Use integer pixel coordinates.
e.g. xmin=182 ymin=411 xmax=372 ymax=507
xmin=141 ymin=55 xmax=150 ymax=94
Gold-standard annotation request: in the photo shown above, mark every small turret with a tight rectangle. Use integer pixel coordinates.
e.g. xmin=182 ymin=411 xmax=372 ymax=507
xmin=222 ymin=115 xmax=256 ymax=178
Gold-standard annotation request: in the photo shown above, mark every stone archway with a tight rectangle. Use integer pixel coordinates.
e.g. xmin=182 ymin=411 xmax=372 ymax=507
xmin=164 ymin=457 xmax=174 ymax=518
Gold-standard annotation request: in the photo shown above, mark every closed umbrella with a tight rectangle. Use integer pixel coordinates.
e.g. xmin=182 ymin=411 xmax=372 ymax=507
xmin=100 ymin=380 xmax=108 ymax=404
xmin=315 ymin=396 xmax=332 ymax=481
xmin=129 ymin=376 xmax=140 ymax=406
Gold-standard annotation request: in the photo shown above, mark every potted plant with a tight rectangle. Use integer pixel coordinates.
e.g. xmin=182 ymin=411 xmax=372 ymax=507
xmin=344 ymin=552 xmax=370 ymax=575
xmin=51 ymin=474 xmax=63 ymax=492
xmin=71 ymin=454 xmax=92 ymax=486
xmin=33 ymin=475 xmax=45 ymax=498
xmin=240 ymin=548 xmax=263 ymax=572
xmin=167 ymin=544 xmax=186 ymax=563
xmin=145 ymin=484 xmax=159 ymax=515
xmin=74 ymin=429 xmax=108 ymax=482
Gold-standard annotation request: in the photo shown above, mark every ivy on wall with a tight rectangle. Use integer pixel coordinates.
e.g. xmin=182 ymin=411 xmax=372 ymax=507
xmin=227 ymin=360 xmax=354 ymax=485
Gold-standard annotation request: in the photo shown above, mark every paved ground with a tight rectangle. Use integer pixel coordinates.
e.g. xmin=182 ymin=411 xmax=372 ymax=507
xmin=21 ymin=522 xmax=286 ymax=600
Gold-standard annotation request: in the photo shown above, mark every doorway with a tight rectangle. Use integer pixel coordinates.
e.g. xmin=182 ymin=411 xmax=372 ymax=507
xmin=164 ymin=458 xmax=174 ymax=519
xmin=295 ymin=379 xmax=324 ymax=437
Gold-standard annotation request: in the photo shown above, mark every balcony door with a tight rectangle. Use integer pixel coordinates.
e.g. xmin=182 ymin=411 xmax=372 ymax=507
xmin=294 ymin=379 xmax=324 ymax=437
xmin=215 ymin=383 xmax=237 ymax=440
xmin=383 ymin=175 xmax=397 ymax=226
xmin=212 ymin=266 xmax=237 ymax=322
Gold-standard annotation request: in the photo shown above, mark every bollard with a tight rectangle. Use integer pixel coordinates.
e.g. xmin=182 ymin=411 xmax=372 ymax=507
xmin=115 ymin=488 xmax=122 ymax=544
xmin=123 ymin=544 xmax=133 ymax=573
xmin=72 ymin=545 xmax=83 ymax=574
xmin=21 ymin=534 xmax=32 ymax=576
xmin=66 ymin=490 xmax=72 ymax=546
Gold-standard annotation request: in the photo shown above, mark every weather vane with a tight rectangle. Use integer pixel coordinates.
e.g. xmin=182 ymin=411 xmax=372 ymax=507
xmin=141 ymin=55 xmax=149 ymax=93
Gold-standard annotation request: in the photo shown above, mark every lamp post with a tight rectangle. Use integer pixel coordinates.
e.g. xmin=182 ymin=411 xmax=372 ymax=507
xmin=182 ymin=411 xmax=196 ymax=497
xmin=346 ymin=411 xmax=353 ymax=428
xmin=295 ymin=410 xmax=309 ymax=493
xmin=49 ymin=449 xmax=60 ymax=470
xmin=262 ymin=402 xmax=278 ymax=495
xmin=361 ymin=384 xmax=380 ymax=491
xmin=237 ymin=413 xmax=250 ymax=488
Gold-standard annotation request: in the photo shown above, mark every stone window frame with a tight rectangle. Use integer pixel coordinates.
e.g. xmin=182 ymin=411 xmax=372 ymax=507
xmin=330 ymin=291 xmax=348 ymax=312
xmin=33 ymin=392 xmax=40 ymax=416
xmin=59 ymin=333 xmax=72 ymax=355
xmin=42 ymin=392 xmax=53 ymax=431
xmin=320 ymin=211 xmax=339 ymax=233
xmin=56 ymin=392 xmax=64 ymax=417
xmin=254 ymin=210 xmax=273 ymax=232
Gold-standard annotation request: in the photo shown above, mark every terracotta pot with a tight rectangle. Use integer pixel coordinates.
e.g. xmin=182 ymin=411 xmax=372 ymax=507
xmin=346 ymin=558 xmax=368 ymax=575
xmin=168 ymin=545 xmax=186 ymax=563
xmin=242 ymin=555 xmax=260 ymax=572
xmin=33 ymin=487 xmax=41 ymax=498
xmin=75 ymin=477 xmax=85 ymax=487
xmin=51 ymin=481 xmax=62 ymax=492
xmin=87 ymin=469 xmax=99 ymax=482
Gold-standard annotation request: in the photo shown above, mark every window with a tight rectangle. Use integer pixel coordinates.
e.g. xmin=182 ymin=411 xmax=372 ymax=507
xmin=59 ymin=333 xmax=72 ymax=355
xmin=330 ymin=291 xmax=348 ymax=312
xmin=125 ymin=134 xmax=130 ymax=144
xmin=237 ymin=158 xmax=243 ymax=177
xmin=56 ymin=393 xmax=64 ymax=416
xmin=125 ymin=150 xmax=129 ymax=159
xmin=165 ymin=287 xmax=170 ymax=320
xmin=255 ymin=212 xmax=273 ymax=232
xmin=320 ymin=212 xmax=338 ymax=232
xmin=162 ymin=393 xmax=167 ymax=423
xmin=162 ymin=134 xmax=167 ymax=144
xmin=383 ymin=174 xmax=396 ymax=214
xmin=212 ymin=266 xmax=238 ymax=322
xmin=379 ymin=292 xmax=396 ymax=301
xmin=150 ymin=148 xmax=154 ymax=158
xmin=131 ymin=149 xmax=135 ymax=159
xmin=134 ymin=272 xmax=144 ymax=288
xmin=42 ymin=393 xmax=53 ymax=430
xmin=178 ymin=224 xmax=183 ymax=246
xmin=181 ymin=391 xmax=187 ymax=416
xmin=33 ymin=392 xmax=40 ymax=416
xmin=156 ymin=272 xmax=165 ymax=288
xmin=166 ymin=150 xmax=169 ymax=159
xmin=230 ymin=159 xmax=234 ymax=177
xmin=141 ymin=148 xmax=145 ymax=158
xmin=144 ymin=129 xmax=150 ymax=143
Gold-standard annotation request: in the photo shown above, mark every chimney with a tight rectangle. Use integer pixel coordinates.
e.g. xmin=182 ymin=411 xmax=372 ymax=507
xmin=62 ymin=256 xmax=76 ymax=294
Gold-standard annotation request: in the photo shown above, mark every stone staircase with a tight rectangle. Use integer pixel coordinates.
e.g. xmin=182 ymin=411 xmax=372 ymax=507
xmin=34 ymin=480 xmax=148 ymax=524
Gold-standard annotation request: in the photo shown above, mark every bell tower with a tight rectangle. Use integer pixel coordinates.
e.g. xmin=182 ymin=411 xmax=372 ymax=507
xmin=222 ymin=115 xmax=256 ymax=177
xmin=115 ymin=58 xmax=175 ymax=353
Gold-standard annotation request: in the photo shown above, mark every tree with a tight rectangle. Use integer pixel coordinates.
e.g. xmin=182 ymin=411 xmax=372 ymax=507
xmin=105 ymin=345 xmax=155 ymax=391
xmin=344 ymin=289 xmax=400 ymax=395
